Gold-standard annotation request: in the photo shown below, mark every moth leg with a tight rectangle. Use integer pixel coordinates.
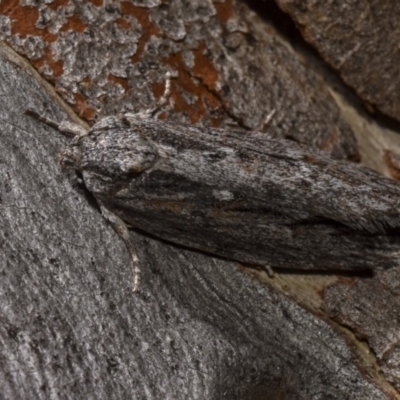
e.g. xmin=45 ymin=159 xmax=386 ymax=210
xmin=99 ymin=203 xmax=141 ymax=293
xmin=264 ymin=108 xmax=276 ymax=126
xmin=25 ymin=109 xmax=88 ymax=138
xmin=256 ymin=108 xmax=276 ymax=131
xmin=123 ymin=71 xmax=172 ymax=120
xmin=265 ymin=265 xmax=275 ymax=278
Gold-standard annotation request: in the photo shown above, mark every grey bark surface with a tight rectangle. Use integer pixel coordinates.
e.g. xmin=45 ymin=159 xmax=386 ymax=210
xmin=262 ymin=1 xmax=400 ymax=392
xmin=0 ymin=32 xmax=386 ymax=399
xmin=1 ymin=0 xmax=400 ymax=399
xmin=274 ymin=0 xmax=400 ymax=122
xmin=0 ymin=38 xmax=390 ymax=400
xmin=324 ymin=270 xmax=400 ymax=393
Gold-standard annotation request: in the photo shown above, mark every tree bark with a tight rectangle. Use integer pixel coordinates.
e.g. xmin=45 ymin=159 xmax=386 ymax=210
xmin=275 ymin=0 xmax=400 ymax=122
xmin=1 ymin=1 xmax=399 ymax=399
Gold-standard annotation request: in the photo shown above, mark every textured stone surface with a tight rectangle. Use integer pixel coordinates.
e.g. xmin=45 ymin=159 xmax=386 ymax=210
xmin=275 ymin=0 xmax=400 ymax=121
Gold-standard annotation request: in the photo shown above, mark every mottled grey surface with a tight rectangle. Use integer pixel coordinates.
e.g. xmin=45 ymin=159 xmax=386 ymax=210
xmin=275 ymin=0 xmax=400 ymax=121
xmin=65 ymin=112 xmax=400 ymax=273
xmin=0 ymin=45 xmax=389 ymax=399
xmin=324 ymin=266 xmax=400 ymax=393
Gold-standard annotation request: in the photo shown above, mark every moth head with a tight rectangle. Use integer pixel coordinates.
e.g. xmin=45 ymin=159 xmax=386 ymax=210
xmin=60 ymin=136 xmax=82 ymax=171
xmin=74 ymin=123 xmax=160 ymax=195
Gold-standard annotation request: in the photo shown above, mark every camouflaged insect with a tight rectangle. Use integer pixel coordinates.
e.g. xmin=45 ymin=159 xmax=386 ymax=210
xmin=28 ymin=76 xmax=400 ymax=291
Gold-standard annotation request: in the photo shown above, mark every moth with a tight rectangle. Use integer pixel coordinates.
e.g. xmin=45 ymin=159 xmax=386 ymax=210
xmin=28 ymin=76 xmax=400 ymax=291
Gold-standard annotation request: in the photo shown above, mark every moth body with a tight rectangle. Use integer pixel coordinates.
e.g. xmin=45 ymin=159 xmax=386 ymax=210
xmin=65 ymin=114 xmax=400 ymax=272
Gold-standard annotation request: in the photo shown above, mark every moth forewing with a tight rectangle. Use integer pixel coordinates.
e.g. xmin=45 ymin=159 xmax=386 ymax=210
xmin=80 ymin=116 xmax=400 ymax=273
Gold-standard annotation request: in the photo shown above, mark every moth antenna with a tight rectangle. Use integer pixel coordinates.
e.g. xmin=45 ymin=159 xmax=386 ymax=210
xmin=146 ymin=72 xmax=173 ymax=118
xmin=155 ymin=71 xmax=172 ymax=111
xmin=25 ymin=109 xmax=88 ymax=138
xmin=124 ymin=72 xmax=173 ymax=120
